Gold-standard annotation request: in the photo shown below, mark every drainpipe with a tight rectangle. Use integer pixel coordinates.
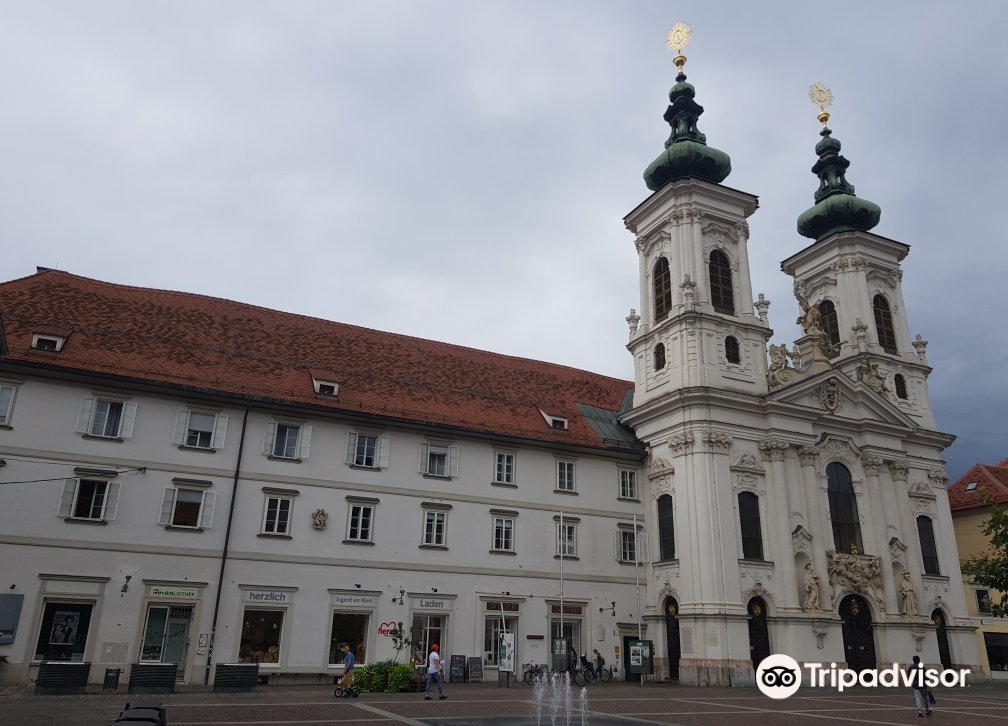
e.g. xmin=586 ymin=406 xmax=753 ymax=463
xmin=204 ymin=406 xmax=249 ymax=685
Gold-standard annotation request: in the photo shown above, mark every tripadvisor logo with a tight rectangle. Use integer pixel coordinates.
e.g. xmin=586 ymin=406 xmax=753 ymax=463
xmin=756 ymin=654 xmax=970 ymax=698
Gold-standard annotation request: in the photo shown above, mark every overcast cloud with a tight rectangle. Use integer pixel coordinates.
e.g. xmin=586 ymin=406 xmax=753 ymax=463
xmin=1 ymin=1 xmax=1004 ymax=480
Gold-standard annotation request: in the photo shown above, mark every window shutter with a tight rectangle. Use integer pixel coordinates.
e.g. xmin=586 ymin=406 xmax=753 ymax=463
xmin=448 ymin=446 xmax=459 ymax=478
xmin=76 ymin=398 xmax=95 ymax=433
xmin=104 ymin=482 xmax=121 ymax=521
xmin=119 ymin=402 xmax=138 ymax=438
xmin=345 ymin=432 xmax=358 ymax=464
xmin=298 ymin=425 xmax=312 ymax=459
xmin=638 ymin=532 xmax=650 ymax=563
xmin=172 ymin=410 xmax=189 ymax=445
xmin=378 ymin=435 xmax=390 ymax=468
xmin=419 ymin=443 xmax=429 ymax=473
xmin=212 ymin=414 xmax=228 ymax=448
xmin=262 ymin=422 xmax=277 ymax=455
xmin=200 ymin=491 xmax=217 ymax=528
xmin=159 ymin=488 xmax=176 ymax=525
xmin=59 ymin=479 xmax=78 ymax=517
xmin=613 ymin=530 xmax=621 ymax=561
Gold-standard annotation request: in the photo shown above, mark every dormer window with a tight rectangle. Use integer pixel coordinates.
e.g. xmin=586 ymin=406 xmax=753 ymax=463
xmin=32 ymin=334 xmax=65 ymax=352
xmin=539 ymin=410 xmax=568 ymax=431
xmin=313 ymin=378 xmax=339 ymax=396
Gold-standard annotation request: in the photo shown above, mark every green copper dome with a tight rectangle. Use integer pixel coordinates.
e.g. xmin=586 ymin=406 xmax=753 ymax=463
xmin=797 ymin=126 xmax=880 ymax=241
xmin=643 ymin=69 xmax=731 ymax=191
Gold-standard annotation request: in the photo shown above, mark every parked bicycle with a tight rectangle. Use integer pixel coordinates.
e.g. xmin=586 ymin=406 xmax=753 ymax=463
xmin=523 ymin=661 xmax=547 ymax=685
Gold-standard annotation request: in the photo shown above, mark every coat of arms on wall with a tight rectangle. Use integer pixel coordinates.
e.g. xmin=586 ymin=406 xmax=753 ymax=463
xmin=311 ymin=509 xmax=328 ymax=530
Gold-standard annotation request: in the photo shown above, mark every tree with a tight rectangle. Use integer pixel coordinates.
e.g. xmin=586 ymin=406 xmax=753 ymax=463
xmin=960 ymin=503 xmax=1008 ymax=617
xmin=388 ymin=622 xmax=416 ymax=663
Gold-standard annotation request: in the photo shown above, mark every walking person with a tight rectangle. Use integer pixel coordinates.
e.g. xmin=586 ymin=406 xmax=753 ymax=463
xmin=424 ymin=643 xmax=446 ymax=700
xmin=907 ymin=655 xmax=932 ymax=717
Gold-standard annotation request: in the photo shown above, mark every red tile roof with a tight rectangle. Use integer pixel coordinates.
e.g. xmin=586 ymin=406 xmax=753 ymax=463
xmin=0 ymin=269 xmax=636 ymax=451
xmin=948 ymin=459 xmax=1008 ymax=512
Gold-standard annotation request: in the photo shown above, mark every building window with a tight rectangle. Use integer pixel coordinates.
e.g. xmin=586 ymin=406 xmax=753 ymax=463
xmin=345 ymin=432 xmax=389 ymax=469
xmin=894 ymin=374 xmax=908 ymax=400
xmin=725 ymin=336 xmax=741 ymax=364
xmin=917 ymin=515 xmax=941 ymax=575
xmin=173 ymin=410 xmax=227 ymax=450
xmin=347 ymin=504 xmax=374 ymax=542
xmin=423 ymin=510 xmax=447 ymax=546
xmin=658 ymin=494 xmax=676 ymax=560
xmin=616 ymin=529 xmax=644 ymax=563
xmin=329 ymin=613 xmax=369 ymax=666
xmin=484 ymin=616 xmax=517 ymax=666
xmin=239 ymin=609 xmax=284 ymax=664
xmin=709 ymin=249 xmax=735 ymax=315
xmin=262 ymin=496 xmax=293 ymax=535
xmin=59 ymin=478 xmax=120 ymax=521
xmin=619 ymin=469 xmax=638 ymax=500
xmin=0 ymin=383 xmax=17 ymax=425
xmin=827 ymin=462 xmax=863 ymax=554
xmin=264 ymin=422 xmax=311 ymax=460
xmin=159 ymin=486 xmax=216 ymax=529
xmin=493 ymin=451 xmax=516 ymax=485
xmin=819 ymin=300 xmax=841 ymax=345
xmin=976 ymin=589 xmax=992 ymax=615
xmin=419 ymin=443 xmax=458 ymax=478
xmin=412 ymin=615 xmax=444 ymax=658
xmin=556 ymin=521 xmax=577 ymax=557
xmin=654 ymin=257 xmax=672 ymax=322
xmin=556 ymin=460 xmax=576 ymax=492
xmin=738 ymin=491 xmax=763 ymax=560
xmin=873 ymin=295 xmax=898 ymax=354
xmin=33 ymin=601 xmax=93 ymax=661
xmin=492 ymin=516 xmax=514 ymax=552
xmin=76 ymin=397 xmax=137 ymax=439
xmin=966 ymin=481 xmax=979 ymax=492
xmin=654 ymin=342 xmax=666 ymax=371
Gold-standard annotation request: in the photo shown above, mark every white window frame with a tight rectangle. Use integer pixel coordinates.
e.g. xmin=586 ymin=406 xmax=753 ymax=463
xmin=58 ymin=478 xmax=120 ymax=521
xmin=419 ymin=443 xmax=459 ymax=478
xmin=614 ymin=526 xmax=648 ymax=563
xmin=159 ymin=486 xmax=216 ymax=529
xmin=312 ymin=378 xmax=339 ymax=396
xmin=173 ymin=409 xmax=228 ymax=450
xmin=346 ymin=503 xmax=375 ymax=542
xmin=0 ymin=383 xmax=17 ymax=426
xmin=76 ymin=397 xmax=137 ymax=439
xmin=31 ymin=333 xmax=65 ymax=351
xmin=262 ymin=495 xmax=293 ymax=535
xmin=556 ymin=460 xmax=576 ymax=492
xmin=619 ymin=469 xmax=638 ymax=500
xmin=345 ymin=432 xmax=389 ymax=469
xmin=422 ymin=509 xmax=448 ymax=547
xmin=556 ymin=521 xmax=577 ymax=557
xmin=493 ymin=451 xmax=516 ymax=485
xmin=492 ymin=516 xmax=515 ymax=552
xmin=263 ymin=421 xmax=312 ymax=460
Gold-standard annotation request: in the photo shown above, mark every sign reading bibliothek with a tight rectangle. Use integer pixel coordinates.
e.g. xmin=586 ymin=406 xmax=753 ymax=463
xmin=467 ymin=656 xmax=484 ymax=683
xmin=449 ymin=654 xmax=467 ymax=683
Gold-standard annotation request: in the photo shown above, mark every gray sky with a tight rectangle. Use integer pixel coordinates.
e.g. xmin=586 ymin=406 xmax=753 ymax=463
xmin=1 ymin=1 xmax=1004 ymax=480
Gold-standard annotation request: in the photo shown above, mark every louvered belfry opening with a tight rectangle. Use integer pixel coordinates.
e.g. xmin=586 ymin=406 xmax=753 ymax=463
xmin=654 ymin=342 xmax=666 ymax=370
xmin=818 ymin=300 xmax=841 ymax=345
xmin=724 ymin=336 xmax=740 ymax=364
xmin=708 ymin=249 xmax=734 ymax=315
xmin=894 ymin=373 xmax=908 ymax=399
xmin=654 ymin=257 xmax=672 ymax=322
xmin=873 ymin=295 xmax=897 ymax=354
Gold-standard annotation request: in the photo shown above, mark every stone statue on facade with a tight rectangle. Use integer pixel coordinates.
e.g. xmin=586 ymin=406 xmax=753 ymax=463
xmin=803 ymin=561 xmax=821 ymax=611
xmin=856 ymin=361 xmax=889 ymax=397
xmin=767 ymin=343 xmax=798 ymax=388
xmin=900 ymin=572 xmax=918 ymax=616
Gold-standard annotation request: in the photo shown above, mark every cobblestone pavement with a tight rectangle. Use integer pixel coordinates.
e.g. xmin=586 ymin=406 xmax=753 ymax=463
xmin=3 ymin=681 xmax=1008 ymax=726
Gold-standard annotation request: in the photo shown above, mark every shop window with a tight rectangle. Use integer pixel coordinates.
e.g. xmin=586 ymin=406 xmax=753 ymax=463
xmin=33 ymin=602 xmax=93 ymax=661
xmin=239 ymin=609 xmax=285 ymax=664
xmin=412 ymin=615 xmax=444 ymax=658
xmin=139 ymin=605 xmax=193 ymax=664
xmin=329 ymin=612 xmax=370 ymax=666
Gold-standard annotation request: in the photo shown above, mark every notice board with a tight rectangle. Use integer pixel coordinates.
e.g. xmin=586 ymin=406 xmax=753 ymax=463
xmin=449 ymin=654 xmax=466 ymax=683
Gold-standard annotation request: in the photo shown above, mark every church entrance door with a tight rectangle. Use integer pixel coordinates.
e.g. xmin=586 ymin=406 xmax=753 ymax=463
xmin=839 ymin=594 xmax=876 ymax=672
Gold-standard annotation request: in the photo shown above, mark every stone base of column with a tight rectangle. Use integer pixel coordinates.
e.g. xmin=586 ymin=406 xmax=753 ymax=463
xmin=678 ymin=658 xmax=754 ymax=687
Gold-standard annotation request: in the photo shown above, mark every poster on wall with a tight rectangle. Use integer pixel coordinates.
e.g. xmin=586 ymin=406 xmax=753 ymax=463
xmin=498 ymin=633 xmax=515 ymax=673
xmin=49 ymin=611 xmax=79 ymax=645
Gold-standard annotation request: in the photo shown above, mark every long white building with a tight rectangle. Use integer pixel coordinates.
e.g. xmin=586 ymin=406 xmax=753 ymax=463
xmin=0 ymin=42 xmax=978 ymax=688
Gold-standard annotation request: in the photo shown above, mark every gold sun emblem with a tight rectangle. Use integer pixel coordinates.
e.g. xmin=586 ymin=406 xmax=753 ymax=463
xmin=808 ymin=83 xmax=833 ymax=112
xmin=665 ymin=22 xmax=692 ymax=55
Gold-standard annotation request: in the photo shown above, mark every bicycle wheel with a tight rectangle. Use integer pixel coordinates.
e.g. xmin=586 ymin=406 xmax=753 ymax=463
xmin=599 ymin=668 xmax=611 ymax=682
xmin=334 ymin=687 xmax=345 ymax=697
xmin=570 ymin=670 xmax=585 ymax=687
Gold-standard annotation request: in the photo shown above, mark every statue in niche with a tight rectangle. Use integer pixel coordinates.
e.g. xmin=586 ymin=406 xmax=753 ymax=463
xmin=803 ymin=561 xmax=821 ymax=611
xmin=899 ymin=572 xmax=918 ymax=616
xmin=856 ymin=361 xmax=890 ymax=397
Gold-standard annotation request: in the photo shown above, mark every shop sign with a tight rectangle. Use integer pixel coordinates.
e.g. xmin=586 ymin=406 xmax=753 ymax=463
xmin=332 ymin=594 xmax=375 ymax=607
xmin=245 ymin=590 xmax=289 ymax=603
xmin=486 ymin=601 xmax=519 ymax=612
xmin=377 ymin=621 xmax=399 ymax=636
xmin=413 ymin=598 xmax=447 ymax=610
xmin=550 ymin=604 xmax=582 ymax=615
xmin=148 ymin=585 xmax=198 ymax=600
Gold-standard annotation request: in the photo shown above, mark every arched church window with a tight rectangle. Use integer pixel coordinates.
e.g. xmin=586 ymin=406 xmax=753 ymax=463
xmin=818 ymin=300 xmax=840 ymax=346
xmin=654 ymin=343 xmax=666 ymax=371
xmin=708 ymin=249 xmax=735 ymax=315
xmin=738 ymin=491 xmax=763 ymax=560
xmin=657 ymin=494 xmax=676 ymax=560
xmin=917 ymin=516 xmax=941 ymax=575
xmin=654 ymin=258 xmax=672 ymax=322
xmin=827 ymin=462 xmax=863 ymax=554
xmin=724 ymin=336 xmax=741 ymax=364
xmin=894 ymin=374 xmax=908 ymax=399
xmin=873 ymin=295 xmax=897 ymax=354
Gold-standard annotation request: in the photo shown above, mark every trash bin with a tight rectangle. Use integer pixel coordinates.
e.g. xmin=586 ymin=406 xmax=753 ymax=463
xmin=103 ymin=668 xmax=123 ymax=693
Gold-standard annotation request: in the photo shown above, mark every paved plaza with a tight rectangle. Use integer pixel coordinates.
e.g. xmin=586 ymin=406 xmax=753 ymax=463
xmin=3 ymin=681 xmax=1008 ymax=726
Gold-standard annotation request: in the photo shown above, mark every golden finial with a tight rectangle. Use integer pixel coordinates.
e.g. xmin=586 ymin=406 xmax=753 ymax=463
xmin=809 ymin=83 xmax=833 ymax=127
xmin=665 ymin=22 xmax=692 ymax=73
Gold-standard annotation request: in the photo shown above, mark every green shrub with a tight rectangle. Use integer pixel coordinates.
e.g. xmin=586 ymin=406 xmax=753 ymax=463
xmin=355 ymin=660 xmax=417 ymax=693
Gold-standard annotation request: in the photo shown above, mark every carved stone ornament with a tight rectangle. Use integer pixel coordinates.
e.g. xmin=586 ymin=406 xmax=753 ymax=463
xmin=797 ymin=446 xmax=819 ymax=466
xmin=626 ymin=308 xmax=641 ymax=335
xmin=817 ymin=377 xmax=844 ymax=414
xmin=855 ymin=361 xmax=890 ymax=398
xmin=767 ymin=343 xmax=799 ymax=389
xmin=899 ymin=571 xmax=919 ymax=616
xmin=861 ymin=455 xmax=884 ymax=476
xmin=735 ymin=221 xmax=750 ymax=240
xmin=928 ymin=468 xmax=950 ymax=488
xmin=668 ymin=431 xmax=695 ymax=454
xmin=911 ymin=630 xmax=926 ymax=653
xmin=311 ymin=509 xmax=329 ymax=530
xmin=658 ymin=577 xmax=679 ymax=599
xmin=701 ymin=429 xmax=733 ymax=453
xmin=650 ymin=456 xmax=673 ymax=477
xmin=911 ymin=498 xmax=936 ymax=517
xmin=754 ymin=293 xmax=770 ymax=322
xmin=827 ymin=550 xmax=884 ymax=609
xmin=802 ymin=562 xmax=822 ymax=612
xmin=743 ymin=581 xmax=774 ymax=606
xmin=759 ymin=438 xmax=790 ymax=461
xmin=813 ymin=626 xmax=827 ymax=650
xmin=733 ymin=473 xmax=764 ymax=496
xmin=792 ymin=526 xmax=813 ymax=557
xmin=652 ymin=475 xmax=674 ymax=500
xmin=888 ymin=460 xmax=910 ymax=482
xmin=926 ymin=595 xmax=949 ymax=616
xmin=889 ymin=537 xmax=908 ymax=567
xmin=908 ymin=480 xmax=937 ymax=500
xmin=732 ymin=453 xmax=764 ymax=472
